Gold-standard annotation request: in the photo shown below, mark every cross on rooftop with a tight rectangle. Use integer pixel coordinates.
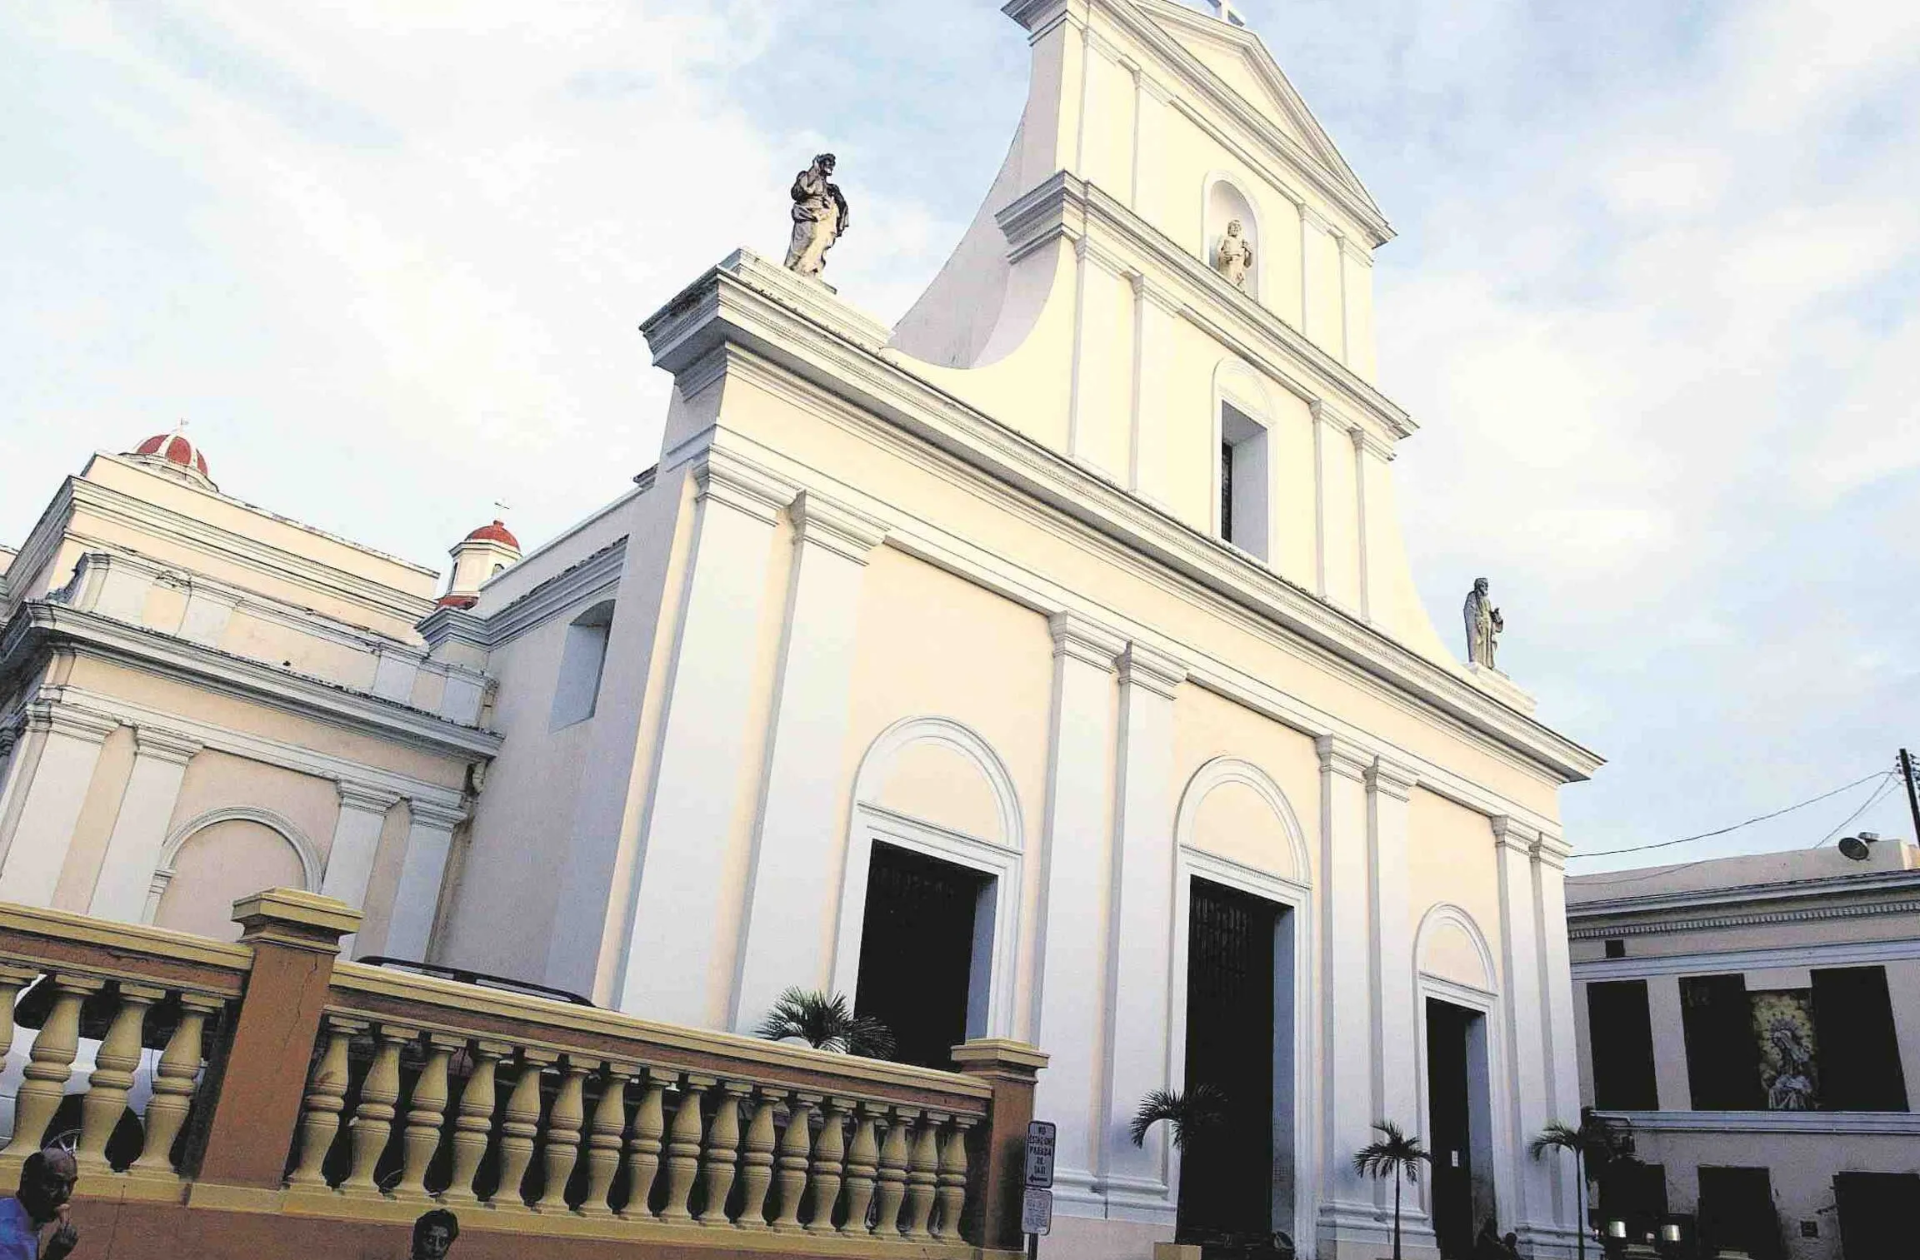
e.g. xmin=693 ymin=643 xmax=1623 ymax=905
xmin=1207 ymin=0 xmax=1247 ymax=27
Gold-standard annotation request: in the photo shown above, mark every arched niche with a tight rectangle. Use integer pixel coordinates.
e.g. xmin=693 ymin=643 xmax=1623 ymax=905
xmin=1174 ymin=755 xmax=1310 ymax=886
xmin=1205 ymin=175 xmax=1263 ymax=300
xmin=147 ymin=808 xmax=322 ymax=941
xmin=1414 ymin=902 xmax=1497 ymax=995
xmin=831 ymin=717 xmax=1024 ymax=1058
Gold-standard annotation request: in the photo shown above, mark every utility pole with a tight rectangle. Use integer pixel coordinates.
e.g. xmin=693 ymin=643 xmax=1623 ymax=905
xmin=1900 ymin=749 xmax=1920 ymax=846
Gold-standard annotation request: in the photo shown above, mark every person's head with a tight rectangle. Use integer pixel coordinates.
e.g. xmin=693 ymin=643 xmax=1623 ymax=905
xmin=815 ymin=153 xmax=837 ymax=175
xmin=412 ymin=1209 xmax=459 ymax=1259
xmin=1226 ymin=219 xmax=1243 ymax=236
xmin=1503 ymin=1233 xmax=1518 ymax=1250
xmin=1474 ymin=576 xmax=1490 ymax=595
xmin=18 ymin=1148 xmax=76 ymax=1224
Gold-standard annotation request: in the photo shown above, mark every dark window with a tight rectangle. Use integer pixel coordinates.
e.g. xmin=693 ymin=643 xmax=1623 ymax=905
xmin=1586 ymin=980 xmax=1659 ymax=1110
xmin=1220 ymin=441 xmax=1235 ymax=544
xmin=1679 ymin=974 xmax=1762 ymax=1110
xmin=1698 ymin=1167 xmax=1780 ymax=1260
xmin=1604 ymin=939 xmax=1626 ymax=959
xmin=1598 ymin=1162 xmax=1666 ymax=1245
xmin=1833 ymin=1171 xmax=1919 ymax=1260
xmin=853 ymin=843 xmax=986 ymax=1070
xmin=1811 ymin=966 xmax=1908 ymax=1111
xmin=1180 ymin=878 xmax=1277 ymax=1240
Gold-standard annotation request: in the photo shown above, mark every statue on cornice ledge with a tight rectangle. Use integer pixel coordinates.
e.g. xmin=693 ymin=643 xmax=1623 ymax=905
xmin=1464 ymin=577 xmax=1504 ymax=671
xmin=784 ymin=153 xmax=849 ymax=279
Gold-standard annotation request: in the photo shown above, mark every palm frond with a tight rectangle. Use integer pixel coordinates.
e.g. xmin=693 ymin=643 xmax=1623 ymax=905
xmin=1351 ymin=1120 xmax=1431 ymax=1181
xmin=1528 ymin=1120 xmax=1582 ymax=1161
xmin=1129 ymin=1084 xmax=1229 ymax=1150
xmin=752 ymin=987 xmax=895 ymax=1059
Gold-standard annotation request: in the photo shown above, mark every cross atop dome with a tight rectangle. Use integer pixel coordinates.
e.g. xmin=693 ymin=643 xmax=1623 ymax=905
xmin=1206 ymin=0 xmax=1247 ymax=28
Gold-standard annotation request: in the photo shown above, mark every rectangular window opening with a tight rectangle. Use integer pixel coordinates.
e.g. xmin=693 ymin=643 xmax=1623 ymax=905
xmin=1586 ymin=979 xmax=1659 ymax=1110
xmin=1219 ymin=403 xmax=1269 ymax=561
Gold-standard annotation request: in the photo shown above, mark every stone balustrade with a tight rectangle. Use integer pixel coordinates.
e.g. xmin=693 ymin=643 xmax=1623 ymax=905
xmin=0 ymin=890 xmax=1044 ymax=1259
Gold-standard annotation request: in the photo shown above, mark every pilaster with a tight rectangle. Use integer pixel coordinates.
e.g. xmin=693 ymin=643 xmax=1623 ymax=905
xmin=88 ymin=727 xmax=202 ymax=922
xmin=1101 ymin=641 xmax=1182 ymax=1223
xmin=1365 ymin=757 xmax=1419 ymax=1151
xmin=732 ymin=490 xmax=887 ymax=1033
xmin=1491 ymin=816 xmax=1554 ymax=1245
xmin=617 ymin=448 xmax=794 ymax=1023
xmin=385 ymin=798 xmax=467 ymax=963
xmin=1033 ymin=613 xmax=1123 ymax=1208
xmin=1532 ymin=829 xmax=1583 ymax=1237
xmin=319 ymin=782 xmax=403 ymax=958
xmin=1315 ymin=734 xmax=1383 ymax=1254
xmin=0 ymin=705 xmax=118 ymax=907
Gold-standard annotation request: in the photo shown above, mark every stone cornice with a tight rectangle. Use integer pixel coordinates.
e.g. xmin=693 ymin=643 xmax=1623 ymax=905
xmin=1315 ymin=733 xmax=1372 ymax=784
xmin=1567 ymin=892 xmax=1920 ymax=941
xmin=439 ymin=540 xmax=627 ymax=653
xmin=1048 ymin=612 xmax=1126 ymax=672
xmin=1117 ymin=641 xmax=1185 ymax=698
xmin=27 ymin=703 xmax=118 ymax=745
xmin=131 ymin=725 xmax=203 ymax=765
xmin=995 ymin=172 xmax=1413 ymax=443
xmin=790 ymin=491 xmax=889 ymax=564
xmin=1567 ymin=867 xmax=1920 ymax=921
xmin=1595 ymin=1109 xmax=1920 ymax=1137
xmin=2 ymin=604 xmax=502 ymax=761
xmin=337 ymin=781 xmax=404 ymax=814
xmin=408 ymin=798 xmax=470 ymax=830
xmin=1365 ymin=756 xmax=1418 ymax=802
xmin=1491 ymin=814 xmax=1542 ymax=855
xmin=639 ymin=255 xmax=1600 ymax=784
xmin=694 ymin=447 xmax=799 ymax=526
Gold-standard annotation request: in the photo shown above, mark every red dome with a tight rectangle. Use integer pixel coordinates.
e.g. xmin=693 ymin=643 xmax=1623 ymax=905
xmin=465 ymin=520 xmax=519 ymax=550
xmin=131 ymin=432 xmax=210 ymax=478
xmin=436 ymin=593 xmax=480 ymax=610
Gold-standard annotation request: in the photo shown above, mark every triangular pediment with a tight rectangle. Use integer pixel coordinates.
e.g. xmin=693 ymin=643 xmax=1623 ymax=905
xmin=1132 ymin=0 xmax=1385 ymax=228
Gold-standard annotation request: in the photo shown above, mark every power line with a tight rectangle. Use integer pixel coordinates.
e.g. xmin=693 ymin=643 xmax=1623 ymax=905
xmin=1568 ymin=771 xmax=1888 ymax=861
xmin=1807 ymin=773 xmax=1899 ymax=851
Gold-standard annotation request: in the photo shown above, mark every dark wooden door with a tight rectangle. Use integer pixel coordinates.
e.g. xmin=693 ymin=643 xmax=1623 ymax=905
xmin=1833 ymin=1172 xmax=1917 ymax=1260
xmin=854 ymin=842 xmax=984 ymax=1070
xmin=1697 ymin=1167 xmax=1780 ymax=1260
xmin=1180 ymin=878 xmax=1277 ymax=1241
xmin=1426 ymin=1000 xmax=1475 ymax=1258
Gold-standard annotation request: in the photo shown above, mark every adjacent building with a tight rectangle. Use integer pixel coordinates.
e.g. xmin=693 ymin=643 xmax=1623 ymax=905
xmin=1568 ymin=840 xmax=1920 ymax=1260
xmin=0 ymin=3 xmax=1604 ymax=1259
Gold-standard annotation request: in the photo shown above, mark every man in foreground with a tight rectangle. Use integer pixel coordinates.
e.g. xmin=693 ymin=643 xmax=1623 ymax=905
xmin=0 ymin=1147 xmax=78 ymax=1260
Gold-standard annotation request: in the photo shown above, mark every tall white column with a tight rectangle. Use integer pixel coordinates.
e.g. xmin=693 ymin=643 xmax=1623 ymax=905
xmin=0 ymin=706 xmax=117 ymax=907
xmin=732 ymin=491 xmax=886 ymax=1033
xmin=616 ymin=453 xmax=790 ymax=1025
xmin=1534 ymin=833 xmax=1584 ymax=1248
xmin=320 ymin=782 xmax=402 ymax=958
xmin=1644 ymin=975 xmax=1691 ymax=1112
xmin=88 ymin=728 xmax=201 ymax=922
xmin=1316 ymin=735 xmax=1382 ymax=1257
xmin=1100 ymin=642 xmax=1181 ymax=1224
xmin=1492 ymin=816 xmax=1554 ymax=1245
xmin=1365 ymin=759 xmax=1421 ymax=1144
xmin=1033 ymin=613 xmax=1123 ymax=1211
xmin=386 ymin=799 xmax=467 ymax=963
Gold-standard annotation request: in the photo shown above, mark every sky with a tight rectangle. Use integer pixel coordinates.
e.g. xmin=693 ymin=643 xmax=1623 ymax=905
xmin=3 ymin=0 xmax=1918 ymax=872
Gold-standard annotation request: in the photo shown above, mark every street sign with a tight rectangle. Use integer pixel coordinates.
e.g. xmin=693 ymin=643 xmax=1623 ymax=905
xmin=1024 ymin=1120 xmax=1057 ymax=1188
xmin=1022 ymin=1187 xmax=1054 ymax=1236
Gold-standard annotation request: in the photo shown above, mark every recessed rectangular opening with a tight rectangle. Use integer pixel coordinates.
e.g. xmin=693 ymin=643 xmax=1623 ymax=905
xmin=1426 ymin=998 xmax=1495 ymax=1258
xmin=1219 ymin=403 xmax=1269 ymax=560
xmin=853 ymin=842 xmax=991 ymax=1070
xmin=1586 ymin=979 xmax=1659 ymax=1110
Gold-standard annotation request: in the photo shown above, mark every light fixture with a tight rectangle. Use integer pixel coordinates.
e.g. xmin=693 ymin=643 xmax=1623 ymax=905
xmin=1606 ymin=1219 xmax=1628 ymax=1240
xmin=1660 ymin=1223 xmax=1682 ymax=1244
xmin=1839 ymin=831 xmax=1881 ymax=861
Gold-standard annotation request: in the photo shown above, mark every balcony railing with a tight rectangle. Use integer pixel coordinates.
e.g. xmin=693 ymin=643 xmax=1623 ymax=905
xmin=0 ymin=892 xmax=1043 ymax=1259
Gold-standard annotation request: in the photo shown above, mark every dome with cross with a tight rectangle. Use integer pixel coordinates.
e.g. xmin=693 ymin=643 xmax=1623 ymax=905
xmin=126 ymin=428 xmax=216 ymax=491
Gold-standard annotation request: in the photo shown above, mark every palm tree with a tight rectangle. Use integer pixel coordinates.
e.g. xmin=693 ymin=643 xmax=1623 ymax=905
xmin=1529 ymin=1111 xmax=1638 ymax=1260
xmin=1129 ymin=1084 xmax=1229 ymax=1150
xmin=1352 ymin=1121 xmax=1430 ymax=1260
xmin=753 ymin=987 xmax=896 ymax=1058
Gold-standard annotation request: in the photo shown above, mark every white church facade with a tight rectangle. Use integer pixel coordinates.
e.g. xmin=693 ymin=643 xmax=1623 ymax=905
xmin=0 ymin=3 xmax=1599 ymax=1259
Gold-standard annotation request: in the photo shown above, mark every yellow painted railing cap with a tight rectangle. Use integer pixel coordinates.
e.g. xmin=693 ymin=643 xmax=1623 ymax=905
xmin=231 ymin=888 xmax=362 ymax=941
xmin=949 ymin=1039 xmax=1049 ymax=1072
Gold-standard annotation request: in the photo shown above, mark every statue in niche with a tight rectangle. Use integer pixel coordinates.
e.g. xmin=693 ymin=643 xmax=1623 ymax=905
xmin=783 ymin=153 xmax=849 ymax=279
xmin=1463 ymin=577 xmax=1504 ymax=670
xmin=1215 ymin=218 xmax=1254 ymax=290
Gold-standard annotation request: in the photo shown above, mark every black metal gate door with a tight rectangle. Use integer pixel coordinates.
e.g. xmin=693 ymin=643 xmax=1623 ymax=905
xmin=1180 ymin=878 xmax=1277 ymax=1241
xmin=854 ymin=841 xmax=984 ymax=1069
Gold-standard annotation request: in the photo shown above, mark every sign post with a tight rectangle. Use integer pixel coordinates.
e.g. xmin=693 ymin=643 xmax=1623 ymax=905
xmin=1023 ymin=1120 xmax=1056 ymax=1258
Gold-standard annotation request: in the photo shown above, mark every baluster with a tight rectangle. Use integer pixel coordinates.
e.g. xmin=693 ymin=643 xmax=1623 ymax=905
xmin=657 ymin=1074 xmax=711 ymax=1223
xmin=579 ymin=1062 xmax=631 ymax=1217
xmin=341 ymin=1023 xmax=415 ymax=1196
xmin=491 ymin=1049 xmax=553 ymax=1211
xmin=840 ymin=1101 xmax=881 ymax=1235
xmin=769 ymin=1091 xmax=819 ymax=1232
xmin=535 ymin=1057 xmax=589 ymax=1212
xmin=903 ymin=1108 xmax=942 ymax=1239
xmin=735 ymin=1088 xmax=778 ymax=1229
xmin=0 ymin=965 xmax=35 ymax=1053
xmin=805 ymin=1096 xmax=850 ymax=1233
xmin=934 ymin=1115 xmax=975 ymax=1240
xmin=394 ymin=1033 xmax=460 ymax=1201
xmin=440 ymin=1040 xmax=508 ymax=1205
xmin=697 ymin=1081 xmax=747 ymax=1226
xmin=130 ymin=993 xmax=220 ymax=1178
xmin=872 ymin=1105 xmax=912 ymax=1236
xmin=618 ymin=1071 xmax=667 ymax=1220
xmin=286 ymin=1017 xmax=366 ymax=1188
xmin=75 ymin=984 xmax=162 ymax=1172
xmin=2 ymin=975 xmax=102 ymax=1158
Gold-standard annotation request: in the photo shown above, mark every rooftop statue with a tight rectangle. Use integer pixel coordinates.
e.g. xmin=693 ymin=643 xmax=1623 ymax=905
xmin=784 ymin=153 xmax=849 ymax=279
xmin=1215 ymin=219 xmax=1254 ymax=291
xmin=1463 ymin=577 xmax=1504 ymax=671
